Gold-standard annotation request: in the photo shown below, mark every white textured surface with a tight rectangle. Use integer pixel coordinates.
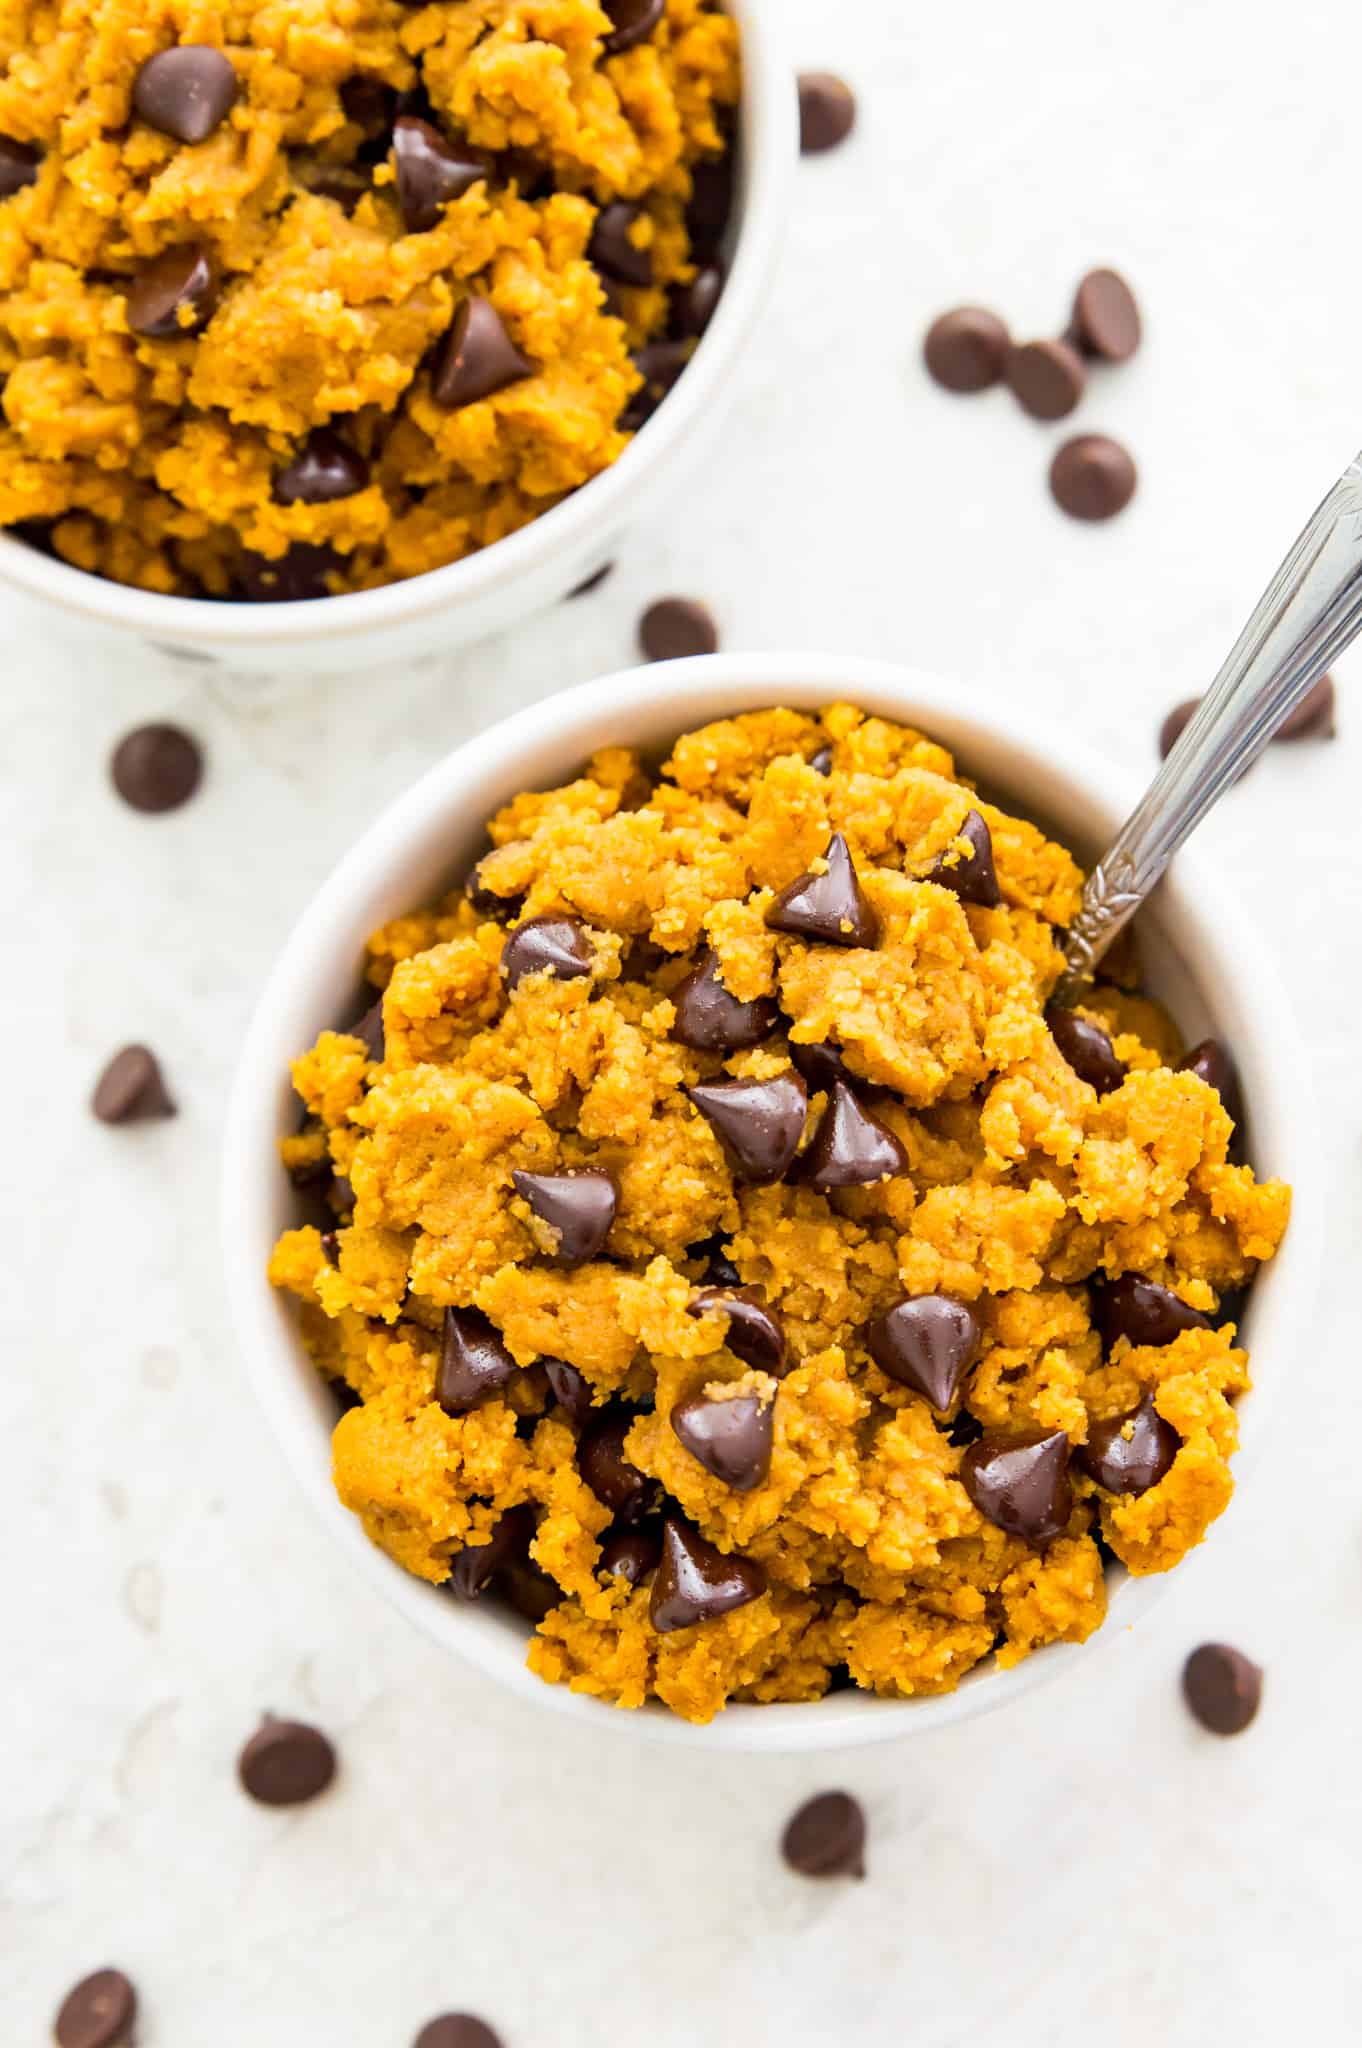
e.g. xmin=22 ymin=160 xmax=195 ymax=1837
xmin=5 ymin=1 xmax=1361 ymax=2040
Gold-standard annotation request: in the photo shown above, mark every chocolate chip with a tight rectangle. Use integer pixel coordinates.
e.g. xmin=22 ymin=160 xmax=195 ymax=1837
xmin=798 ymin=72 xmax=857 ymax=154
xmin=567 ymin=561 xmax=615 ymax=598
xmin=1091 ymin=1274 xmax=1211 ymax=1349
xmin=1077 ymin=1394 xmax=1180 ymax=1495
xmin=599 ymin=1523 xmax=661 ymax=1585
xmin=590 ymin=200 xmax=653 ymax=285
xmin=866 ymin=1294 xmax=981 ymax=1409
xmin=414 ymin=2017 xmax=503 ymax=2048
xmin=0 ymin=135 xmax=41 ymax=198
xmin=238 ymin=542 xmax=338 ymax=602
xmin=352 ymin=997 xmax=385 ymax=1062
xmin=1182 ymin=1642 xmax=1262 ymax=1736
xmin=810 ymin=744 xmax=834 ymax=776
xmin=1177 ymin=1038 xmax=1242 ymax=1126
xmin=544 ymin=1357 xmax=594 ymax=1428
xmin=511 ymin=1167 xmax=618 ymax=1265
xmin=672 ymin=263 xmax=724 ymax=336
xmin=1050 ymin=433 xmax=1137 ymax=520
xmin=690 ymin=1287 xmax=788 ymax=1376
xmin=1274 ymin=671 xmax=1336 ymax=740
xmin=638 ymin=595 xmax=719 ymax=661
xmin=687 ymin=154 xmax=734 ymax=256
xmin=672 ymin=1390 xmax=773 ymax=1491
xmin=577 ymin=1411 xmax=654 ymax=1521
xmin=501 ymin=914 xmax=593 ymax=992
xmin=341 ymin=74 xmax=397 ymax=139
xmin=960 ymin=1429 xmax=1073 ymax=1547
xmin=687 ymin=1070 xmax=808 ymax=1183
xmin=132 ymin=46 xmax=238 ymax=144
xmin=766 ymin=832 xmax=879 ymax=947
xmin=672 ymin=948 xmax=777 ymax=1051
xmin=1069 ymin=267 xmax=1141 ymax=362
xmin=447 ymin=1504 xmax=536 ymax=1599
xmin=438 ymin=1307 xmax=519 ymax=1414
xmin=54 ymin=1969 xmax=137 ymax=2048
xmin=923 ymin=809 xmax=1001 ymax=907
xmin=621 ymin=339 xmax=692 ymax=428
xmin=125 ymin=243 xmax=219 ymax=337
xmin=275 ymin=426 xmax=369 ymax=505
xmin=1005 ymin=337 xmax=1086 ymax=421
xmin=649 ymin=1515 xmax=767 ymax=1630
xmin=237 ymin=1715 xmax=337 ymax=1806
xmin=432 ymin=297 xmax=533 ymax=410
xmin=92 ymin=1045 xmax=176 ymax=1123
xmin=781 ymin=1790 xmax=866 ymax=1878
xmin=1046 ymin=1004 xmax=1126 ymax=1094
xmin=306 ymin=166 xmax=370 ymax=212
xmin=320 ymin=1230 xmax=340 ymax=1264
xmin=500 ymin=1552 xmax=562 ymax=1622
xmin=923 ymin=306 xmax=1010 ymax=393
xmin=110 ymin=722 xmax=203 ymax=812
xmin=797 ymin=1080 xmax=906 ymax=1190
xmin=393 ymin=115 xmax=486 ymax=232
xmin=690 ymin=1235 xmax=742 ymax=1287
xmin=1159 ymin=698 xmax=1199 ymax=758
xmin=601 ymin=0 xmax=665 ymax=54
xmin=463 ymin=858 xmax=523 ymax=922
xmin=788 ymin=1038 xmax=851 ymax=1093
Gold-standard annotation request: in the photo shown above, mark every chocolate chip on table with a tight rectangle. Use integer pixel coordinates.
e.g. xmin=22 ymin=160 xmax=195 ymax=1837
xmin=53 ymin=1968 xmax=137 ymax=2048
xmin=798 ymin=72 xmax=857 ymax=155
xmin=960 ymin=1428 xmax=1073 ymax=1547
xmin=923 ymin=809 xmax=1001 ymax=907
xmin=671 ymin=263 xmax=724 ymax=336
xmin=781 ymin=1791 xmax=866 ymax=1879
xmin=766 ymin=832 xmax=879 ymax=947
xmin=392 ymin=115 xmax=486 ymax=233
xmin=238 ymin=542 xmax=338 ymax=601
xmin=110 ymin=722 xmax=203 ymax=812
xmin=599 ymin=1523 xmax=662 ymax=1585
xmin=672 ymin=1389 xmax=773 ymax=1491
xmin=638 ymin=595 xmax=719 ymax=662
xmin=237 ymin=1715 xmax=337 ymax=1806
xmin=544 ymin=1356 xmax=594 ymax=1428
xmin=125 ymin=243 xmax=219 ymax=337
xmin=1177 ymin=1037 xmax=1242 ymax=1125
xmin=447 ymin=1504 xmax=536 ymax=1599
xmin=1069 ymin=267 xmax=1142 ymax=362
xmin=866 ymin=1294 xmax=981 ymax=1410
xmin=92 ymin=1044 xmax=176 ymax=1123
xmin=432 ymin=297 xmax=533 ymax=410
xmin=1077 ymin=1394 xmax=1180 ymax=1494
xmin=923 ymin=307 xmax=1011 ymax=394
xmin=1159 ymin=698 xmax=1199 ymax=759
xmin=501 ymin=914 xmax=593 ymax=992
xmin=788 ymin=1037 xmax=851 ymax=1094
xmin=589 ymin=199 xmax=653 ymax=286
xmin=1046 ymin=1004 xmax=1126 ymax=1095
xmin=1182 ymin=1642 xmax=1263 ymax=1736
xmin=649 ymin=1515 xmax=767 ymax=1631
xmin=687 ymin=153 xmax=734 ymax=257
xmin=274 ymin=426 xmax=369 ymax=505
xmin=798 ymin=1080 xmax=907 ymax=1190
xmin=0 ymin=134 xmax=41 ymax=198
xmin=438 ymin=1308 xmax=519 ymax=1415
xmin=132 ymin=46 xmax=239 ymax=145
xmin=511 ymin=1166 xmax=618 ymax=1265
xmin=690 ymin=1286 xmax=788 ymax=1376
xmin=577 ymin=1411 xmax=654 ymax=1520
xmin=687 ymin=1070 xmax=808 ymax=1184
xmin=672 ymin=947 xmax=777 ymax=1051
xmin=1049 ymin=433 xmax=1138 ymax=521
xmin=1091 ymin=1274 xmax=1210 ymax=1349
xmin=601 ymin=0 xmax=666 ymax=55
xmin=1274 ymin=671 xmax=1336 ymax=740
xmin=414 ymin=2015 xmax=504 ymax=2048
xmin=567 ymin=560 xmax=615 ymax=598
xmin=1004 ymin=337 xmax=1086 ymax=421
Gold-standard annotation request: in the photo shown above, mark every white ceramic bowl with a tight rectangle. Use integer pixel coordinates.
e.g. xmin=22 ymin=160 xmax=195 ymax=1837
xmin=223 ymin=654 xmax=1321 ymax=1750
xmin=0 ymin=0 xmax=794 ymax=678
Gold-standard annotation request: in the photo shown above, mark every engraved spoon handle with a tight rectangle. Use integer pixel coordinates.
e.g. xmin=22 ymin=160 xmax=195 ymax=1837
xmin=1060 ymin=451 xmax=1362 ymax=991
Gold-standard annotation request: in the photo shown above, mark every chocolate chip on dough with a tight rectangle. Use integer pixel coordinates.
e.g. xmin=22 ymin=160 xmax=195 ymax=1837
xmin=866 ymin=1295 xmax=981 ymax=1411
xmin=672 ymin=948 xmax=777 ymax=1051
xmin=125 ymin=243 xmax=219 ymax=337
xmin=133 ymin=46 xmax=238 ymax=145
xmin=687 ymin=1071 xmax=808 ymax=1184
xmin=922 ymin=809 xmax=1001 ymax=907
xmin=437 ymin=1308 xmax=519 ymax=1414
xmin=649 ymin=1515 xmax=767 ymax=1630
xmin=672 ymin=1390 xmax=773 ymax=1492
xmin=690 ymin=1287 xmax=788 ymax=1376
xmin=1046 ymin=1004 xmax=1126 ymax=1094
xmin=511 ymin=1167 xmax=618 ymax=1265
xmin=392 ymin=116 xmax=486 ymax=233
xmin=601 ymin=0 xmax=666 ymax=56
xmin=766 ymin=833 xmax=879 ymax=947
xmin=1077 ymin=1395 xmax=1180 ymax=1495
xmin=500 ymin=915 xmax=592 ymax=991
xmin=275 ymin=426 xmax=369 ymax=505
xmin=960 ymin=1428 xmax=1073 ymax=1547
xmin=797 ymin=1081 xmax=907 ymax=1190
xmin=432 ymin=297 xmax=533 ymax=410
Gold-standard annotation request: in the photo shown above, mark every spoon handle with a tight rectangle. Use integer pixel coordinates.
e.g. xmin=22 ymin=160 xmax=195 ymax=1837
xmin=1061 ymin=450 xmax=1362 ymax=987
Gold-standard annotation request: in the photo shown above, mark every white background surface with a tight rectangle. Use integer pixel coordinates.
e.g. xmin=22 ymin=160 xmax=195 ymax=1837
xmin=5 ymin=1 xmax=1362 ymax=2040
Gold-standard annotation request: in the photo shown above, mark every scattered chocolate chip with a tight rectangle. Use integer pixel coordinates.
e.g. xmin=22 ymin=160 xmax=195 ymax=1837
xmin=1091 ymin=1274 xmax=1210 ymax=1349
xmin=500 ymin=1552 xmax=562 ymax=1622
xmin=797 ymin=1080 xmax=906 ymax=1190
xmin=798 ymin=72 xmax=857 ymax=154
xmin=238 ymin=542 xmax=338 ymax=602
xmin=788 ymin=1038 xmax=851 ymax=1094
xmin=53 ymin=1968 xmax=137 ymax=2048
xmin=1077 ymin=1394 xmax=1180 ymax=1495
xmin=125 ymin=243 xmax=219 ymax=337
xmin=589 ymin=200 xmax=653 ymax=286
xmin=393 ymin=115 xmax=486 ymax=232
xmin=414 ymin=2017 xmax=503 ymax=2048
xmin=577 ymin=1411 xmax=654 ymax=1521
xmin=512 ymin=1167 xmax=618 ymax=1265
xmin=781 ymin=1790 xmax=866 ymax=1878
xmin=638 ymin=595 xmax=719 ymax=661
xmin=810 ymin=744 xmax=833 ymax=776
xmin=1069 ymin=267 xmax=1141 ymax=362
xmin=1005 ymin=337 xmax=1086 ymax=421
xmin=544 ymin=1357 xmax=594 ymax=1428
xmin=0 ymin=135 xmax=41 ymax=198
xmin=686 ymin=154 xmax=734 ymax=256
xmin=672 ymin=947 xmax=777 ymax=1051
xmin=687 ymin=1070 xmax=808 ymax=1184
xmin=672 ymin=263 xmax=724 ymax=336
xmin=1274 ymin=671 xmax=1336 ymax=740
xmin=237 ymin=1715 xmax=337 ymax=1806
xmin=110 ymin=722 xmax=203 ymax=812
xmin=1177 ymin=1038 xmax=1242 ymax=1126
xmin=598 ymin=1523 xmax=661 ymax=1585
xmin=690 ymin=1287 xmax=788 ymax=1376
xmin=923 ymin=306 xmax=1011 ymax=393
xmin=447 ymin=1504 xmax=536 ymax=1599
xmin=567 ymin=560 xmax=615 ymax=598
xmin=867 ymin=1294 xmax=981 ymax=1410
xmin=621 ymin=338 xmax=691 ymax=429
xmin=649 ymin=1515 xmax=767 ymax=1630
xmin=132 ymin=46 xmax=238 ymax=144
xmin=275 ymin=426 xmax=369 ymax=505
xmin=437 ymin=1307 xmax=519 ymax=1414
xmin=960 ymin=1428 xmax=1073 ymax=1547
xmin=1046 ymin=1004 xmax=1126 ymax=1094
xmin=1050 ymin=433 xmax=1137 ymax=521
xmin=923 ymin=809 xmax=1001 ymax=907
xmin=1159 ymin=698 xmax=1199 ymax=759
xmin=766 ymin=832 xmax=879 ymax=947
xmin=672 ymin=1390 xmax=773 ymax=1492
xmin=1182 ymin=1642 xmax=1262 ymax=1736
xmin=432 ymin=296 xmax=533 ymax=410
xmin=351 ymin=997 xmax=385 ymax=1062
xmin=91 ymin=1044 xmax=176 ymax=1123
xmin=501 ymin=914 xmax=593 ymax=993
xmin=601 ymin=0 xmax=665 ymax=54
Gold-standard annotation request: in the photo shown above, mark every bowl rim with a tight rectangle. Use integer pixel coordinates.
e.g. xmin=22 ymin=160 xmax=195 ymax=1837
xmin=222 ymin=652 xmax=1322 ymax=1751
xmin=0 ymin=0 xmax=795 ymax=649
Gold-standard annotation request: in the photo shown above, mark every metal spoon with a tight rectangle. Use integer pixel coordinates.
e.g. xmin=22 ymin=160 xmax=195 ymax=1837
xmin=1058 ymin=451 xmax=1361 ymax=998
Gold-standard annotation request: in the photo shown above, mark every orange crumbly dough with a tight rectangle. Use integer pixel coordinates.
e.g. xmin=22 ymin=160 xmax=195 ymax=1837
xmin=0 ymin=0 xmax=739 ymax=595
xmin=267 ymin=705 xmax=1291 ymax=1724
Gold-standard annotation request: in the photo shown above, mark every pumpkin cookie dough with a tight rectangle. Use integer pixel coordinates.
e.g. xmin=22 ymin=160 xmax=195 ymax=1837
xmin=268 ymin=704 xmax=1291 ymax=1724
xmin=0 ymin=0 xmax=738 ymax=597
